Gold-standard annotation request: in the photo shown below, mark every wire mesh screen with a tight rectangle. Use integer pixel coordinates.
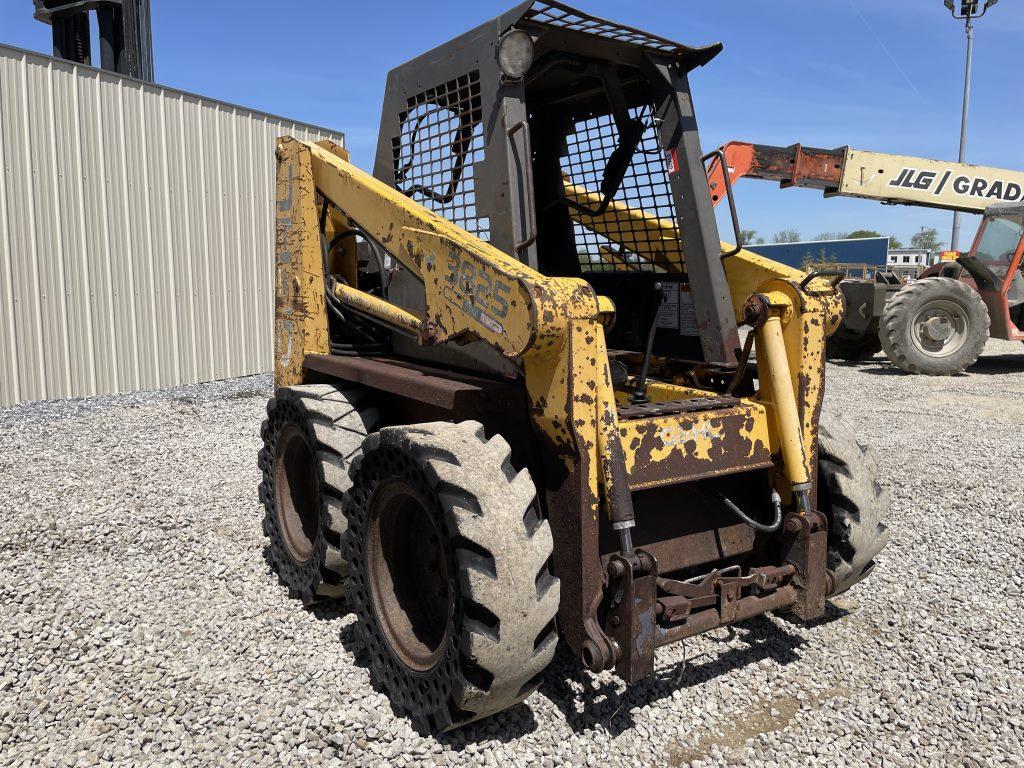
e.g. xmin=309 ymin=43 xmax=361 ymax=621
xmin=561 ymin=105 xmax=681 ymax=273
xmin=392 ymin=71 xmax=489 ymax=240
xmin=524 ymin=2 xmax=680 ymax=54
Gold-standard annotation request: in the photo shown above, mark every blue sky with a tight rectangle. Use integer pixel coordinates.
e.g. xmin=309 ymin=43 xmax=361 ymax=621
xmin=3 ymin=0 xmax=1023 ymax=248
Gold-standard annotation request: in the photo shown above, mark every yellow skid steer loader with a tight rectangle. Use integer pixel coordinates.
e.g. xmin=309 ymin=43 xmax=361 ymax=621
xmin=258 ymin=1 xmax=889 ymax=732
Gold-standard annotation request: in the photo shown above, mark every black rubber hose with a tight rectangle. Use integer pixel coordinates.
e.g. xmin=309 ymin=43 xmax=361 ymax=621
xmin=315 ymin=199 xmax=393 ymax=354
xmin=329 ymin=228 xmax=390 ymax=298
xmin=719 ymin=492 xmax=783 ymax=534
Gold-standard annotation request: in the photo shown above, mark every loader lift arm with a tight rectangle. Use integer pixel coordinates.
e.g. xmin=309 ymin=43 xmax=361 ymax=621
xmin=277 ymin=137 xmax=638 ymax=538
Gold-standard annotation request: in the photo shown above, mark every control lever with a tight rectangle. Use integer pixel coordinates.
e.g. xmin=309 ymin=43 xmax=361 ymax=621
xmin=630 ymin=283 xmax=664 ymax=405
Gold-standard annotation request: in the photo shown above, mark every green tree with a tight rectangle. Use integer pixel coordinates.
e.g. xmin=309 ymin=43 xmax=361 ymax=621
xmin=814 ymin=231 xmax=849 ymax=241
xmin=801 ymin=248 xmax=838 ymax=273
xmin=888 ymin=235 xmax=904 ymax=249
xmin=911 ymin=227 xmax=943 ymax=251
xmin=846 ymin=229 xmax=882 ymax=239
xmin=737 ymin=229 xmax=759 ymax=246
xmin=772 ymin=229 xmax=801 ymax=244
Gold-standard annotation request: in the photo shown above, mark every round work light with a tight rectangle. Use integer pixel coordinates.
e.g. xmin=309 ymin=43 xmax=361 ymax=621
xmin=497 ymin=29 xmax=535 ymax=79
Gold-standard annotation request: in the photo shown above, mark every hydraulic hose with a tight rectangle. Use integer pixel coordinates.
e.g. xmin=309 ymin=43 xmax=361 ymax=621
xmin=719 ymin=490 xmax=783 ymax=534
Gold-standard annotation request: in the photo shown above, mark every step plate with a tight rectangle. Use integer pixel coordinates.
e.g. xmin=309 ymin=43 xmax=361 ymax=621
xmin=617 ymin=395 xmax=742 ymax=421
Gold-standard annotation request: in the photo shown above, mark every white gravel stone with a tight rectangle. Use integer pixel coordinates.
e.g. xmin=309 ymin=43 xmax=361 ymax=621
xmin=1 ymin=342 xmax=1023 ymax=766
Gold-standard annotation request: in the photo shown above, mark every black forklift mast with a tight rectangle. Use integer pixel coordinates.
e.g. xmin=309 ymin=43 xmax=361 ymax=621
xmin=33 ymin=0 xmax=154 ymax=82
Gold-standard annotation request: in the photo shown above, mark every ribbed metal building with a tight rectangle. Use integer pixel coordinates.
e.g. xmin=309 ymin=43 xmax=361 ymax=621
xmin=0 ymin=43 xmax=344 ymax=406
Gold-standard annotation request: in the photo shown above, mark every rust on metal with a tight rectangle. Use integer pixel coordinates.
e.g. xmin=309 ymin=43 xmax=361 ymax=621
xmin=303 ymin=354 xmax=517 ymax=411
xmin=707 ymin=141 xmax=847 ymax=204
xmin=780 ymin=511 xmax=829 ymax=621
xmin=616 ymin=395 xmax=741 ymax=420
xmin=620 ymin=406 xmax=773 ymax=491
xmin=604 ymin=551 xmax=658 ymax=683
xmin=656 ymin=586 xmax=798 ymax=646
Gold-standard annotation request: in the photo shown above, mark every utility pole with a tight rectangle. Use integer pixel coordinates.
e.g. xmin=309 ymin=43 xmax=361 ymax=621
xmin=944 ymin=0 xmax=998 ymax=251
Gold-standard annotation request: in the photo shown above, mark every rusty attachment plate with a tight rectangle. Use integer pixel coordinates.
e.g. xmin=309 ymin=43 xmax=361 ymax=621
xmin=781 ymin=511 xmax=829 ymax=621
xmin=603 ymin=550 xmax=658 ymax=684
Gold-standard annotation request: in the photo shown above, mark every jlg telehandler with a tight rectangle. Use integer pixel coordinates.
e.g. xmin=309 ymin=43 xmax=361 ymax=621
xmin=707 ymin=142 xmax=1024 ymax=374
xmin=258 ymin=2 xmax=888 ymax=732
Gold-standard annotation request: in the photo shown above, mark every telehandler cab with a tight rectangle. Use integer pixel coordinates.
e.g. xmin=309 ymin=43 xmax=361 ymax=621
xmin=258 ymin=2 xmax=889 ymax=732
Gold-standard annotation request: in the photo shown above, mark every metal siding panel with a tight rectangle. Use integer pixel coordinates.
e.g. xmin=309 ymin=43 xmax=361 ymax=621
xmin=53 ymin=58 xmax=94 ymax=399
xmin=199 ymin=103 xmax=220 ymax=380
xmin=220 ymin=107 xmax=243 ymax=378
xmin=236 ymin=113 xmax=252 ymax=375
xmin=248 ymin=117 xmax=264 ymax=373
xmin=78 ymin=69 xmax=117 ymax=397
xmin=8 ymin=55 xmax=44 ymax=403
xmin=122 ymin=82 xmax=157 ymax=390
xmin=216 ymin=106 xmax=232 ymax=379
xmin=32 ymin=58 xmax=67 ymax=403
xmin=0 ymin=55 xmax=21 ymax=405
xmin=103 ymin=72 xmax=141 ymax=392
xmin=241 ymin=113 xmax=260 ymax=376
xmin=143 ymin=84 xmax=162 ymax=389
xmin=0 ymin=44 xmax=343 ymax=405
xmin=255 ymin=117 xmax=273 ymax=372
xmin=236 ymin=112 xmax=250 ymax=376
xmin=266 ymin=121 xmax=279 ymax=369
xmin=223 ymin=107 xmax=242 ymax=376
xmin=143 ymin=85 xmax=176 ymax=389
xmin=209 ymin=106 xmax=231 ymax=380
xmin=251 ymin=118 xmax=268 ymax=374
xmin=167 ymin=93 xmax=198 ymax=385
xmin=266 ymin=121 xmax=278 ymax=372
xmin=185 ymin=95 xmax=215 ymax=383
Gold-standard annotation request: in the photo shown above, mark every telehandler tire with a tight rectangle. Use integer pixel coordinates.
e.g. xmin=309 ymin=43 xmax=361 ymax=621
xmin=258 ymin=385 xmax=378 ymax=603
xmin=818 ymin=417 xmax=890 ymax=596
xmin=878 ymin=276 xmax=989 ymax=375
xmin=342 ymin=421 xmax=560 ymax=732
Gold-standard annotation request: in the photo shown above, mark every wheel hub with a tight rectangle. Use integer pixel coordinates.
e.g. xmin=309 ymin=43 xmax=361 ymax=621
xmin=273 ymin=424 xmax=320 ymax=564
xmin=921 ymin=315 xmax=953 ymax=343
xmin=365 ymin=480 xmax=452 ymax=673
xmin=912 ymin=299 xmax=969 ymax=358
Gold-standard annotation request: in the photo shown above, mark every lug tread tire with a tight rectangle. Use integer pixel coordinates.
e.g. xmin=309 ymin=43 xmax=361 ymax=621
xmin=818 ymin=417 xmax=890 ymax=595
xmin=878 ymin=277 xmax=989 ymax=375
xmin=343 ymin=421 xmax=559 ymax=732
xmin=258 ymin=385 xmax=377 ymax=602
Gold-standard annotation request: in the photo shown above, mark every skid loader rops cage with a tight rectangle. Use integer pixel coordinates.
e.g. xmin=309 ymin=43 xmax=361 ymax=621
xmin=261 ymin=1 xmax=889 ymax=732
xmin=374 ymin=2 xmax=741 ymax=372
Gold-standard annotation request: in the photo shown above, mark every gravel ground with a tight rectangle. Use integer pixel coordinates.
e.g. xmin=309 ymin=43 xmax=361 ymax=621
xmin=2 ymin=340 xmax=1023 ymax=767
